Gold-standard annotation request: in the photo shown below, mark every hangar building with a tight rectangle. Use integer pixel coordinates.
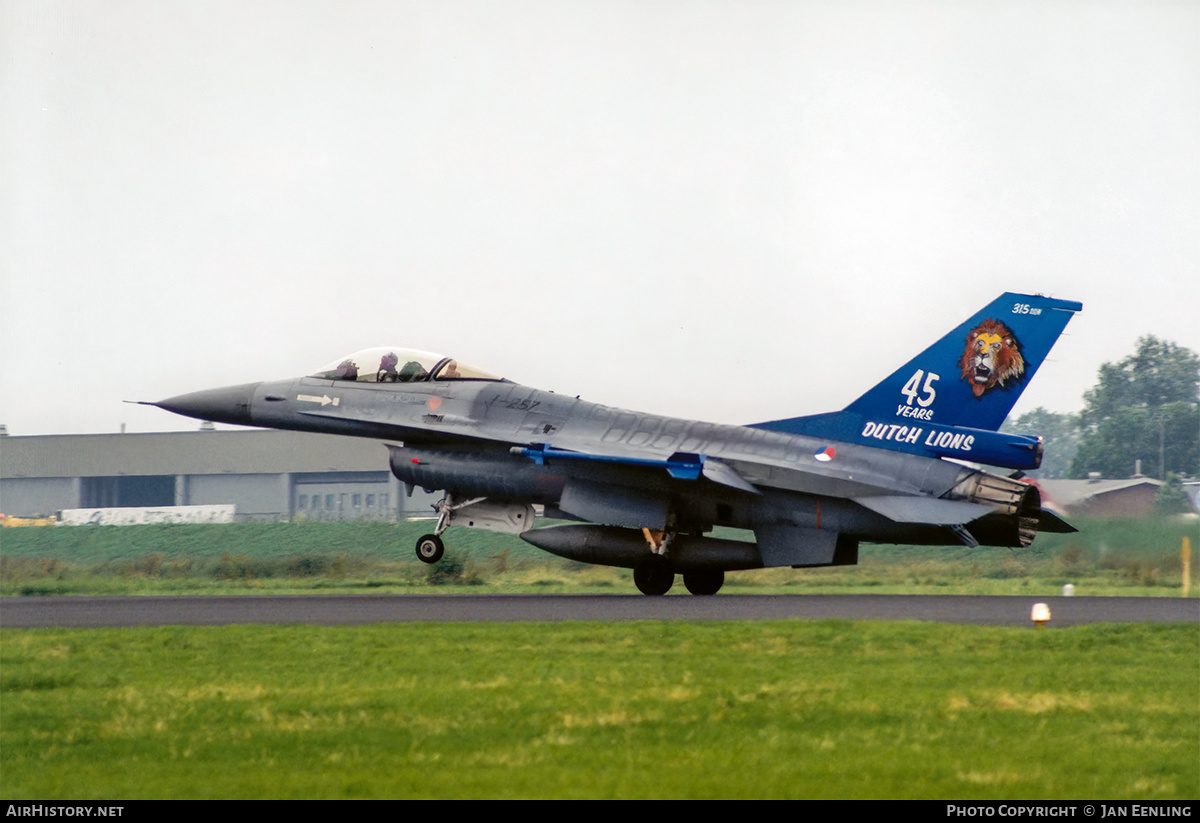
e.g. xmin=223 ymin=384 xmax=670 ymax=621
xmin=0 ymin=429 xmax=437 ymax=522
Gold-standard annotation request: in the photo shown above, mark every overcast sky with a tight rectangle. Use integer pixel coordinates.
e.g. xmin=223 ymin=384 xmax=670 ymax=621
xmin=2 ymin=0 xmax=1196 ymax=437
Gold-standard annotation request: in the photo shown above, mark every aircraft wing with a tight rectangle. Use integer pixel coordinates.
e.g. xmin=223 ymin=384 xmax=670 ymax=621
xmin=515 ymin=444 xmax=762 ymax=494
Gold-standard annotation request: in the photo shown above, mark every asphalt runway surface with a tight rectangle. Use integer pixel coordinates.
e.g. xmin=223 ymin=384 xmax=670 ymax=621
xmin=2 ymin=593 xmax=1196 ymax=629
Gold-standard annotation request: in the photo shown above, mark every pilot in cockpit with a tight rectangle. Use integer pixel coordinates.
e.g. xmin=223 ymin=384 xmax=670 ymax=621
xmin=377 ymin=352 xmax=400 ymax=382
xmin=314 ymin=348 xmax=500 ymax=384
xmin=397 ymin=360 xmax=428 ymax=382
xmin=376 ymin=351 xmax=428 ymax=382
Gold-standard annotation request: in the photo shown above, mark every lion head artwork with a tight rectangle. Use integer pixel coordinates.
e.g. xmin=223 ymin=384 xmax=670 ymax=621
xmin=959 ymin=319 xmax=1025 ymax=398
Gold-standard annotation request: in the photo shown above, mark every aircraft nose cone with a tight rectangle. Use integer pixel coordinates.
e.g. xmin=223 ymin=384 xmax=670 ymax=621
xmin=155 ymin=382 xmax=261 ymax=426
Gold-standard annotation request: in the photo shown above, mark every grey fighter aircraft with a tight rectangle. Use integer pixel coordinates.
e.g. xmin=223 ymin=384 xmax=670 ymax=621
xmin=153 ymin=292 xmax=1081 ymax=595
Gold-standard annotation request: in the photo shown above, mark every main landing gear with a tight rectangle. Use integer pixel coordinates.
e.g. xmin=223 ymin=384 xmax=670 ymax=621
xmin=632 ymin=558 xmax=726 ymax=596
xmin=683 ymin=569 xmax=724 ymax=596
xmin=632 ymin=528 xmax=726 ymax=596
xmin=633 ymin=555 xmax=674 ymax=596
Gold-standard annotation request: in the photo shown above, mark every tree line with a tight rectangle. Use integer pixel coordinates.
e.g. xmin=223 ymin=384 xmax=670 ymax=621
xmin=1003 ymin=336 xmax=1199 ymax=484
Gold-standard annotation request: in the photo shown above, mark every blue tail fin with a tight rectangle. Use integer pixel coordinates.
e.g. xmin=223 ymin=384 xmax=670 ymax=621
xmin=752 ymin=293 xmax=1082 ymax=469
xmin=844 ymin=292 xmax=1082 ymax=430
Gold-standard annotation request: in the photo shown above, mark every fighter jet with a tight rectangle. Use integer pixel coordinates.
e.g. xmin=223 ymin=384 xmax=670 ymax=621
xmin=154 ymin=292 xmax=1081 ymax=595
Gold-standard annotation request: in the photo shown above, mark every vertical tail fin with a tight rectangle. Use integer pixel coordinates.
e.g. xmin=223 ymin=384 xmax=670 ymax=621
xmin=751 ymin=293 xmax=1082 ymax=469
xmin=842 ymin=292 xmax=1082 ymax=431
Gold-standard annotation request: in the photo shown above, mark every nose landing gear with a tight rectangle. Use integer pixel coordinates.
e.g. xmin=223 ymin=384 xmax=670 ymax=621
xmin=415 ymin=533 xmax=445 ymax=564
xmin=414 ymin=493 xmax=478 ymax=564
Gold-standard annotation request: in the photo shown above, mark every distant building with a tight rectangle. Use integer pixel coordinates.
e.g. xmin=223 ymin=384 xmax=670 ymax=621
xmin=0 ymin=430 xmax=438 ymax=522
xmin=1035 ymin=476 xmax=1165 ymax=517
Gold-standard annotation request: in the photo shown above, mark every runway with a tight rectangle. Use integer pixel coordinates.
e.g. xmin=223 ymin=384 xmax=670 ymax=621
xmin=2 ymin=593 xmax=1196 ymax=629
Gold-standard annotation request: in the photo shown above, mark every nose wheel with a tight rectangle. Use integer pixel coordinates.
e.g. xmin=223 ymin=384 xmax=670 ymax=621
xmin=415 ymin=533 xmax=445 ymax=564
xmin=414 ymin=493 xmax=484 ymax=563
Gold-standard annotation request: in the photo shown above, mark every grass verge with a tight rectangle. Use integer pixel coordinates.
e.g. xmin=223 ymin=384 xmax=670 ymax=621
xmin=2 ymin=621 xmax=1197 ymax=799
xmin=1 ymin=516 xmax=1197 ymax=596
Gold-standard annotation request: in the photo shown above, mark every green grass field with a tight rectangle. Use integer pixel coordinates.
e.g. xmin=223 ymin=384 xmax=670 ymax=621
xmin=2 ymin=621 xmax=1197 ymax=799
xmin=1 ymin=516 xmax=1196 ymax=596
xmin=2 ymin=518 xmax=1196 ymax=799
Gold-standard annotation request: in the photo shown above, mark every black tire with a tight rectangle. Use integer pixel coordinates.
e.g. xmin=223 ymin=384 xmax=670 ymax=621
xmin=683 ymin=569 xmax=725 ymax=596
xmin=415 ymin=534 xmax=444 ymax=564
xmin=633 ymin=555 xmax=674 ymax=596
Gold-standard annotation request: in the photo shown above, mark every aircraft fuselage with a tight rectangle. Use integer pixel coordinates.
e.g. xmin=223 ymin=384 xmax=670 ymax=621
xmin=153 ymin=292 xmax=1080 ymax=594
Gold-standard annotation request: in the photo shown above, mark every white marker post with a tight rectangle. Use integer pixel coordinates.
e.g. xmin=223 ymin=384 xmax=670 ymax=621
xmin=1030 ymin=602 xmax=1051 ymax=628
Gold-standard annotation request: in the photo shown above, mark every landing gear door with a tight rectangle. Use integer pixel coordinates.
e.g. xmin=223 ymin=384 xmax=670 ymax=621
xmin=449 ymin=500 xmax=535 ymax=534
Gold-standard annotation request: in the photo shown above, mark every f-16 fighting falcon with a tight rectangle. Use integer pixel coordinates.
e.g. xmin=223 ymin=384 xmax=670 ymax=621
xmin=153 ymin=292 xmax=1081 ymax=595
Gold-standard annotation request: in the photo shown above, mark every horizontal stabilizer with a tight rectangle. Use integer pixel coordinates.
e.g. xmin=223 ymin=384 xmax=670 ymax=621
xmin=854 ymin=495 xmax=993 ymax=525
xmin=1037 ymin=509 xmax=1077 ymax=534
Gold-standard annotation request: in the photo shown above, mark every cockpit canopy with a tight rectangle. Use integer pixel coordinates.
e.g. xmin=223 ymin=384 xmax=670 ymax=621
xmin=311 ymin=348 xmax=502 ymax=384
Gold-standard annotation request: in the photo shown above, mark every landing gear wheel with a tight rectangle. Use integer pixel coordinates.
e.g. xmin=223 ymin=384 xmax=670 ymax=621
xmin=683 ymin=569 xmax=725 ymax=596
xmin=633 ymin=556 xmax=675 ymax=596
xmin=415 ymin=534 xmax=444 ymax=564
